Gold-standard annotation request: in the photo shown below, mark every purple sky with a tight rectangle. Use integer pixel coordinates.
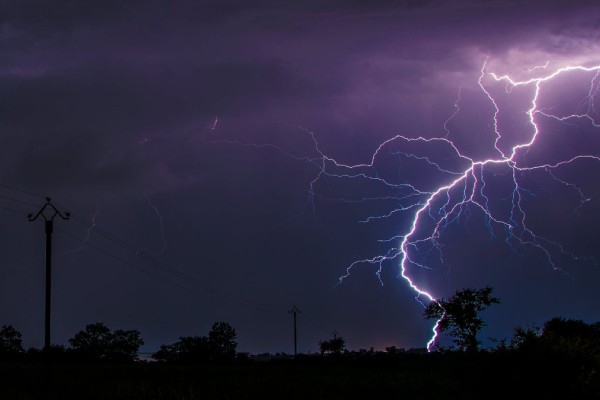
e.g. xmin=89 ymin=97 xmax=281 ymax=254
xmin=1 ymin=0 xmax=600 ymax=354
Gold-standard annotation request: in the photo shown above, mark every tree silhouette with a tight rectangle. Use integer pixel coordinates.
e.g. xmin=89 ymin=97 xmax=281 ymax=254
xmin=153 ymin=336 xmax=210 ymax=363
xmin=69 ymin=322 xmax=143 ymax=361
xmin=0 ymin=325 xmax=24 ymax=354
xmin=208 ymin=321 xmax=237 ymax=362
xmin=511 ymin=317 xmax=600 ymax=361
xmin=424 ymin=286 xmax=500 ymax=352
xmin=510 ymin=325 xmax=541 ymax=352
xmin=319 ymin=333 xmax=346 ymax=355
xmin=152 ymin=321 xmax=237 ymax=363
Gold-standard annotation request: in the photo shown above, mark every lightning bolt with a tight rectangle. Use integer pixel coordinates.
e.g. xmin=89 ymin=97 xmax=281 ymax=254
xmin=370 ymin=61 xmax=600 ymax=350
xmin=210 ymin=116 xmax=219 ymax=132
xmin=147 ymin=197 xmax=168 ymax=256
xmin=444 ymin=86 xmax=463 ymax=138
xmin=526 ymin=60 xmax=550 ymax=72
xmin=67 ymin=204 xmax=100 ymax=262
xmin=204 ymin=59 xmax=600 ymax=351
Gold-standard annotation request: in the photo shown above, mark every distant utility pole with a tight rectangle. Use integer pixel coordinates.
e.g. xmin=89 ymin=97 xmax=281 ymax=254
xmin=28 ymin=198 xmax=69 ymax=352
xmin=288 ymin=305 xmax=301 ymax=357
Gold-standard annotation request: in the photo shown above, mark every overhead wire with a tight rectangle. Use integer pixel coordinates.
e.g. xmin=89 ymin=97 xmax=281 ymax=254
xmin=0 ymin=195 xmax=40 ymax=208
xmin=0 ymin=183 xmax=295 ymax=313
xmin=0 ymin=184 xmax=46 ymax=201
xmin=55 ymin=226 xmax=195 ymax=293
xmin=299 ymin=310 xmax=332 ymax=337
xmin=0 ymin=205 xmax=30 ymax=216
xmin=58 ymin=209 xmax=288 ymax=313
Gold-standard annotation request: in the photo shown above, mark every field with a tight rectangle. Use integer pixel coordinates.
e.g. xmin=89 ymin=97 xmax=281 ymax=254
xmin=1 ymin=352 xmax=597 ymax=399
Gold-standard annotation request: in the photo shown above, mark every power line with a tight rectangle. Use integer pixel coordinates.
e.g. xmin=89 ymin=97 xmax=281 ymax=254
xmin=65 ymin=209 xmax=293 ymax=313
xmin=55 ymin=223 xmax=285 ymax=313
xmin=301 ymin=312 xmax=330 ymax=336
xmin=0 ymin=205 xmax=30 ymax=215
xmin=0 ymin=185 xmax=291 ymax=313
xmin=0 ymin=195 xmax=40 ymax=207
xmin=55 ymin=227 xmax=194 ymax=293
xmin=0 ymin=188 xmax=45 ymax=215
xmin=0 ymin=184 xmax=46 ymax=200
xmin=56 ymin=226 xmax=272 ymax=308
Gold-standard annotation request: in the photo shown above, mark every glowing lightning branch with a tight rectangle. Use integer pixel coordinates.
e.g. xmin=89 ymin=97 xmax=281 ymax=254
xmin=444 ymin=86 xmax=463 ymax=138
xmin=324 ymin=62 xmax=600 ymax=351
xmin=210 ymin=116 xmax=219 ymax=132
xmin=147 ymin=198 xmax=168 ymax=255
xmin=67 ymin=204 xmax=100 ymax=262
xmin=400 ymin=63 xmax=600 ymax=349
xmin=205 ymin=59 xmax=600 ymax=351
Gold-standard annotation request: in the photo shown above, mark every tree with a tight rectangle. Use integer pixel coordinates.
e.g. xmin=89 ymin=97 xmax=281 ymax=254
xmin=152 ymin=321 xmax=237 ymax=363
xmin=511 ymin=317 xmax=600 ymax=361
xmin=424 ymin=286 xmax=500 ymax=352
xmin=319 ymin=334 xmax=346 ymax=355
xmin=208 ymin=321 xmax=237 ymax=362
xmin=109 ymin=329 xmax=145 ymax=361
xmin=69 ymin=322 xmax=111 ymax=359
xmin=510 ymin=325 xmax=541 ymax=352
xmin=153 ymin=336 xmax=210 ymax=363
xmin=69 ymin=322 xmax=143 ymax=361
xmin=0 ymin=325 xmax=24 ymax=354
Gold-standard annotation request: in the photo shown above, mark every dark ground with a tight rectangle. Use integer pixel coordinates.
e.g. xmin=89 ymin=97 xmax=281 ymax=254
xmin=1 ymin=352 xmax=598 ymax=400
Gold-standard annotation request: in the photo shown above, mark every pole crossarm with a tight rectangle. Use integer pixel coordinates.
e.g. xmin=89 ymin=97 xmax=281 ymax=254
xmin=28 ymin=197 xmax=70 ymax=223
xmin=288 ymin=305 xmax=301 ymax=315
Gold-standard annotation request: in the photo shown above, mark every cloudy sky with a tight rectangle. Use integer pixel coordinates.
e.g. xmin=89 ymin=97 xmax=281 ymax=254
xmin=1 ymin=0 xmax=600 ymax=354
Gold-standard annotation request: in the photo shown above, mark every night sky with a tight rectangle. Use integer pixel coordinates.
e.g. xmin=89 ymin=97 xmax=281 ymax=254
xmin=2 ymin=0 xmax=600 ymax=354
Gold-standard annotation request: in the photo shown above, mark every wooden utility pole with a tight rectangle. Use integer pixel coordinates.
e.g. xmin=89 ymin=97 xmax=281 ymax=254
xmin=288 ymin=305 xmax=301 ymax=357
xmin=28 ymin=198 xmax=69 ymax=352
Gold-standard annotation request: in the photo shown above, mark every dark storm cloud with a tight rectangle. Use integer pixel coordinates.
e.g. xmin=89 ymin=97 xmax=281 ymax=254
xmin=1 ymin=0 xmax=600 ymax=354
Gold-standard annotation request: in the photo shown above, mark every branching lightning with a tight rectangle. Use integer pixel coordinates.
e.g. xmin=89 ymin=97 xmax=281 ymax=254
xmin=346 ymin=61 xmax=600 ymax=350
xmin=205 ymin=60 xmax=600 ymax=350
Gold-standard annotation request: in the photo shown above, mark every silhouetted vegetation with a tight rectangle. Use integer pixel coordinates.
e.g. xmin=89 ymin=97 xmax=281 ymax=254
xmin=0 ymin=325 xmax=24 ymax=358
xmin=152 ymin=321 xmax=237 ymax=364
xmin=319 ymin=333 xmax=345 ymax=355
xmin=424 ymin=286 xmax=500 ymax=351
xmin=2 ymin=309 xmax=600 ymax=398
xmin=69 ymin=322 xmax=143 ymax=362
xmin=1 ymin=345 xmax=599 ymax=399
xmin=511 ymin=317 xmax=600 ymax=358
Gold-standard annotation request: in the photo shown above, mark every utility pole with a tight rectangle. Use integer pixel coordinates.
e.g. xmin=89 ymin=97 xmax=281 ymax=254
xmin=288 ymin=305 xmax=301 ymax=357
xmin=28 ymin=198 xmax=69 ymax=353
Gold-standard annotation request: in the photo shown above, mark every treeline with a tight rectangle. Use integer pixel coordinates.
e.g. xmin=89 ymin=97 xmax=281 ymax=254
xmin=0 ymin=322 xmax=142 ymax=362
xmin=1 ymin=287 xmax=599 ymax=398
xmin=2 ymin=316 xmax=600 ymax=364
xmin=1 ymin=287 xmax=600 ymax=368
xmin=0 ymin=321 xmax=240 ymax=363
